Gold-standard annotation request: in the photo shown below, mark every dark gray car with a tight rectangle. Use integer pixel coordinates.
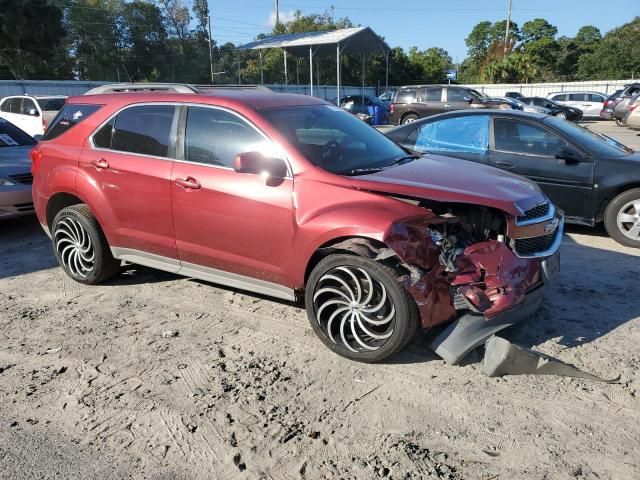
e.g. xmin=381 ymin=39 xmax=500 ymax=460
xmin=0 ymin=118 xmax=36 ymax=219
xmin=613 ymin=83 xmax=640 ymax=125
xmin=385 ymin=109 xmax=640 ymax=248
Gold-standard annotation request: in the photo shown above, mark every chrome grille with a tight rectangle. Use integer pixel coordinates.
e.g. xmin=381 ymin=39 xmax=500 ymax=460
xmin=9 ymin=173 xmax=33 ymax=185
xmin=517 ymin=203 xmax=550 ymax=223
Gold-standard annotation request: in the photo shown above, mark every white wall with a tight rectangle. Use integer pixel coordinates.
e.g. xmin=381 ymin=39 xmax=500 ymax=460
xmin=464 ymin=79 xmax=634 ymax=97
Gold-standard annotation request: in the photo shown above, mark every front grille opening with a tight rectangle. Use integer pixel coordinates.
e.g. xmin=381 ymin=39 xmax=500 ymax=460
xmin=9 ymin=173 xmax=33 ymax=185
xmin=517 ymin=203 xmax=550 ymax=222
xmin=514 ymin=232 xmax=556 ymax=256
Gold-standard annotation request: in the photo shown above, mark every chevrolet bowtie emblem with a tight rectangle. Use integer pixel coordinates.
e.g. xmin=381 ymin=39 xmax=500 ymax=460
xmin=544 ymin=218 xmax=559 ymax=234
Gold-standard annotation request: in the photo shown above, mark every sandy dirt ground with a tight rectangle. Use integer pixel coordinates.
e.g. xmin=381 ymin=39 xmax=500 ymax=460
xmin=1 ymin=122 xmax=639 ymax=480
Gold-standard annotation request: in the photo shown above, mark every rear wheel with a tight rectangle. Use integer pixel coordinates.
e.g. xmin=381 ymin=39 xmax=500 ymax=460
xmin=604 ymin=188 xmax=640 ymax=248
xmin=615 ymin=118 xmax=624 ymax=127
xmin=401 ymin=113 xmax=418 ymax=124
xmin=52 ymin=205 xmax=121 ymax=284
xmin=305 ymin=254 xmax=419 ymax=362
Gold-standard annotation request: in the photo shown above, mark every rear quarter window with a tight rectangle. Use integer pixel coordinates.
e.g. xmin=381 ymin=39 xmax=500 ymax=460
xmin=395 ymin=89 xmax=417 ymax=103
xmin=42 ymin=104 xmax=102 ymax=140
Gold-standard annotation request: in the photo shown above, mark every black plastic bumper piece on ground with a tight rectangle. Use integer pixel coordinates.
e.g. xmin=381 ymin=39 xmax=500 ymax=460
xmin=430 ymin=285 xmax=546 ymax=365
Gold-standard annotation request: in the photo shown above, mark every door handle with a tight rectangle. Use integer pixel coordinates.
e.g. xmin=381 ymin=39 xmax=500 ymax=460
xmin=175 ymin=177 xmax=201 ymax=190
xmin=90 ymin=158 xmax=109 ymax=169
xmin=495 ymin=161 xmax=515 ymax=169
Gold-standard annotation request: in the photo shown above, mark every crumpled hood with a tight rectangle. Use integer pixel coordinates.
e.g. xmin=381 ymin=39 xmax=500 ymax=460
xmin=348 ymin=154 xmax=546 ymax=216
xmin=0 ymin=145 xmax=33 ymax=177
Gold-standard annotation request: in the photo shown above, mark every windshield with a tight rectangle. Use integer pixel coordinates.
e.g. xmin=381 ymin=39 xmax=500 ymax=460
xmin=260 ymin=104 xmax=410 ymax=175
xmin=0 ymin=119 xmax=36 ymax=147
xmin=544 ymin=116 xmax=634 ymax=156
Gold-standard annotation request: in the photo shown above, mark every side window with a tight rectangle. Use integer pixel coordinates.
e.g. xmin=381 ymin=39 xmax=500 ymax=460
xmin=395 ymin=88 xmax=416 ymax=103
xmin=568 ymin=93 xmax=586 ymax=101
xmin=0 ymin=99 xmax=11 ymax=112
xmin=112 ymin=105 xmax=175 ymax=157
xmin=552 ymin=94 xmax=566 ymax=101
xmin=447 ymin=88 xmax=470 ymax=102
xmin=494 ymin=119 xmax=567 ymax=157
xmin=8 ymin=98 xmax=22 ymax=113
xmin=184 ymin=107 xmax=267 ymax=168
xmin=93 ymin=118 xmax=114 ymax=148
xmin=43 ymin=104 xmax=101 ymax=141
xmin=414 ymin=115 xmax=489 ymax=154
xmin=421 ymin=87 xmax=442 ymax=102
xmin=589 ymin=94 xmax=605 ymax=103
xmin=21 ymin=98 xmax=38 ymax=116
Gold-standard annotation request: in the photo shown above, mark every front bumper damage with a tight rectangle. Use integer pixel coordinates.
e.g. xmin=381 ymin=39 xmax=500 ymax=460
xmin=383 ymin=212 xmax=562 ymax=364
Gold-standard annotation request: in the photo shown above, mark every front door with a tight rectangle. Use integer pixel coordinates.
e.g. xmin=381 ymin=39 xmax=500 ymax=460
xmin=416 ymin=87 xmax=444 ymax=117
xmin=79 ymin=104 xmax=179 ymax=260
xmin=171 ymin=105 xmax=294 ymax=287
xmin=489 ymin=117 xmax=595 ymax=219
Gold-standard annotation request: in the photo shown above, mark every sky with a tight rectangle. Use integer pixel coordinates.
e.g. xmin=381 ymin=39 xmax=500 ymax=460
xmin=209 ymin=0 xmax=640 ymax=61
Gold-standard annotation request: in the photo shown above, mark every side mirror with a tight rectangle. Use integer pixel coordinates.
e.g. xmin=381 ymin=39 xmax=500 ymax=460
xmin=555 ymin=146 xmax=582 ymax=164
xmin=233 ymin=152 xmax=288 ymax=180
xmin=28 ymin=108 xmax=39 ymax=116
xmin=463 ymin=96 xmax=473 ymax=104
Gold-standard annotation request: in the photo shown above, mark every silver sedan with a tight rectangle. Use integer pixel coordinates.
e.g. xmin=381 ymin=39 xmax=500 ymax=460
xmin=0 ymin=118 xmax=36 ymax=219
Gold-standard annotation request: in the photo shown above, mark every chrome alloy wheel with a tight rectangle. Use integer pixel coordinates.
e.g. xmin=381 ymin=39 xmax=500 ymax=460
xmin=54 ymin=217 xmax=95 ymax=278
xmin=616 ymin=199 xmax=640 ymax=241
xmin=313 ymin=266 xmax=395 ymax=352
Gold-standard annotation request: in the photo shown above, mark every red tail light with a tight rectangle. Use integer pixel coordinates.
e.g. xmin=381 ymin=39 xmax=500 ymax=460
xmin=42 ymin=116 xmax=47 ymax=131
xmin=628 ymin=105 xmax=637 ymax=112
xmin=390 ymin=104 xmax=395 ymax=113
xmin=30 ymin=148 xmax=42 ymax=175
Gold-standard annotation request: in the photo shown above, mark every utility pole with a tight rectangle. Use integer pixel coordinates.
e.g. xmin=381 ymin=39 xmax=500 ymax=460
xmin=207 ymin=15 xmax=214 ymax=83
xmin=504 ymin=0 xmax=512 ymax=56
xmin=275 ymin=0 xmax=279 ymax=27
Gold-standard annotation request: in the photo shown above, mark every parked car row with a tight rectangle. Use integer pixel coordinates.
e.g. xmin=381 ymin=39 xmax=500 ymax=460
xmin=597 ymin=83 xmax=640 ymax=130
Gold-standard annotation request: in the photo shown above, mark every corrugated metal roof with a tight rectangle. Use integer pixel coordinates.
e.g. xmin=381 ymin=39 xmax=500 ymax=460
xmin=239 ymin=27 xmax=389 ymax=57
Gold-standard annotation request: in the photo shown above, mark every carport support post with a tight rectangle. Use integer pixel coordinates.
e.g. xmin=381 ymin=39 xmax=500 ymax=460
xmin=385 ymin=51 xmax=389 ymax=93
xmin=336 ymin=43 xmax=340 ymax=102
xmin=283 ymin=48 xmax=288 ymax=87
xmin=361 ymin=53 xmax=366 ymax=107
xmin=309 ymin=46 xmax=314 ymax=97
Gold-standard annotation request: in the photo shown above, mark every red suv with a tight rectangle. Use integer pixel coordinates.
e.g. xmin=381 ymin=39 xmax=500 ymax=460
xmin=31 ymin=89 xmax=563 ymax=364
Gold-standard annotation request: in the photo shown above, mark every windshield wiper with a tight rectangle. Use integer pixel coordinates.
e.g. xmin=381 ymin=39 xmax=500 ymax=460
xmin=342 ymin=166 xmax=386 ymax=175
xmin=387 ymin=154 xmax=418 ymax=167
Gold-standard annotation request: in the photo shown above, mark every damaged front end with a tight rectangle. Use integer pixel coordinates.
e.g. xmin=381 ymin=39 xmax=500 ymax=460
xmin=383 ymin=199 xmax=563 ymax=364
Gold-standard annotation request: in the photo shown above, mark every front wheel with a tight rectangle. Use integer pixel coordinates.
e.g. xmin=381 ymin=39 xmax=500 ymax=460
xmin=305 ymin=254 xmax=419 ymax=362
xmin=555 ymin=112 xmax=567 ymax=120
xmin=615 ymin=118 xmax=625 ymax=127
xmin=52 ymin=205 xmax=122 ymax=284
xmin=604 ymin=188 xmax=640 ymax=248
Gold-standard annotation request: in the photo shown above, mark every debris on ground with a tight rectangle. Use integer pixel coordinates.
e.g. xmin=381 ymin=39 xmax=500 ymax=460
xmin=483 ymin=336 xmax=620 ymax=382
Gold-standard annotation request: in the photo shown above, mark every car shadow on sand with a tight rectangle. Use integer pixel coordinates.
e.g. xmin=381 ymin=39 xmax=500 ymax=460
xmin=0 ymin=216 xmax=58 ymax=279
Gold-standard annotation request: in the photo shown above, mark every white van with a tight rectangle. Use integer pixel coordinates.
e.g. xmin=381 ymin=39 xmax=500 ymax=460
xmin=546 ymin=91 xmax=606 ymax=119
xmin=0 ymin=95 xmax=67 ymax=137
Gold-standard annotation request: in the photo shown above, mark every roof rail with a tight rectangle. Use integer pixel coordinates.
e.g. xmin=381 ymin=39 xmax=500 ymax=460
xmin=83 ymin=83 xmax=200 ymax=95
xmin=83 ymin=83 xmax=273 ymax=95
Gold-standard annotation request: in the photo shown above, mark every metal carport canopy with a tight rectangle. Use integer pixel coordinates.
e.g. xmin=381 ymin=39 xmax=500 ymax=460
xmin=238 ymin=27 xmax=390 ymax=99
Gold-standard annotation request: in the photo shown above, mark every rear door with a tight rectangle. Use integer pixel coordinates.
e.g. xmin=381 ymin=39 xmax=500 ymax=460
xmin=19 ymin=97 xmax=42 ymax=136
xmin=416 ymin=87 xmax=444 ymax=117
xmin=170 ymin=105 xmax=294 ymax=286
xmin=80 ymin=103 xmax=179 ymax=260
xmin=489 ymin=117 xmax=594 ymax=219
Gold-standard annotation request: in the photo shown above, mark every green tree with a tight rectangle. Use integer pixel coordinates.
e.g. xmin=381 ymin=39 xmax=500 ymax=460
xmin=577 ymin=17 xmax=640 ymax=79
xmin=119 ymin=1 xmax=168 ymax=81
xmin=0 ymin=0 xmax=67 ymax=79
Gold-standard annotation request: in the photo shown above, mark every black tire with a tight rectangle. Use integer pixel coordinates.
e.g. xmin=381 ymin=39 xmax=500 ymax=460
xmin=555 ymin=111 xmax=567 ymax=120
xmin=401 ymin=113 xmax=418 ymax=124
xmin=305 ymin=254 xmax=419 ymax=363
xmin=604 ymin=188 xmax=640 ymax=248
xmin=51 ymin=205 xmax=121 ymax=284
